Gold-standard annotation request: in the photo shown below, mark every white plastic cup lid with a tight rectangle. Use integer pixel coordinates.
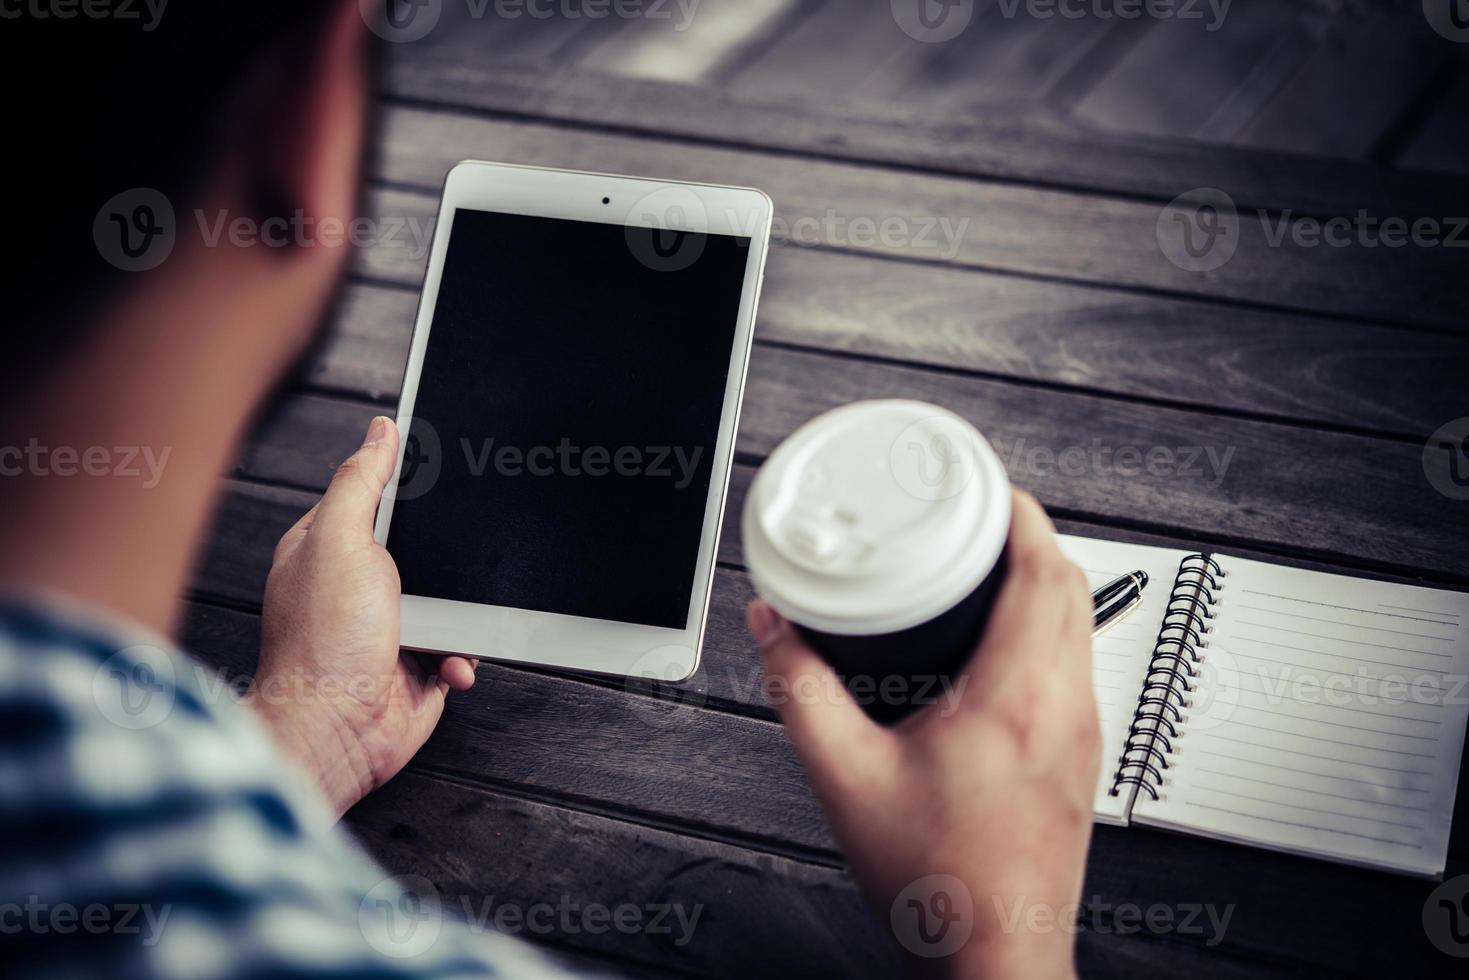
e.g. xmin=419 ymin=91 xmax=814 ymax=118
xmin=743 ymin=400 xmax=1010 ymax=636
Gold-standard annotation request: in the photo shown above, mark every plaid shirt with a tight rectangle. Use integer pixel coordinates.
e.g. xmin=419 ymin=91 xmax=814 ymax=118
xmin=0 ymin=596 xmax=574 ymax=979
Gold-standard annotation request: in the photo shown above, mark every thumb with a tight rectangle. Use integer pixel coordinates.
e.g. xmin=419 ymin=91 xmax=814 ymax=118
xmin=749 ymin=600 xmax=894 ymax=800
xmin=315 ymin=416 xmax=399 ymax=543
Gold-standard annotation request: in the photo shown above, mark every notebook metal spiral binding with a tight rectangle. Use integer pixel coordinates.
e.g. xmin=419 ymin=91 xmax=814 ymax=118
xmin=1109 ymin=553 xmax=1226 ymax=802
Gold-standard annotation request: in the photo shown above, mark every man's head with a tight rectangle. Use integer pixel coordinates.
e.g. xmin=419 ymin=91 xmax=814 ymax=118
xmin=2 ymin=0 xmax=374 ymax=404
xmin=0 ymin=2 xmax=380 ymax=630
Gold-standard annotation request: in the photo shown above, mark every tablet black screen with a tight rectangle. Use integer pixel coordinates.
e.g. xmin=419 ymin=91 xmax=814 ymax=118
xmin=385 ymin=208 xmax=751 ymax=628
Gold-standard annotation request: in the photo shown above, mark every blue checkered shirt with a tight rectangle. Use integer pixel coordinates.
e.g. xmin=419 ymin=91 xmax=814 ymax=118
xmin=0 ymin=596 xmax=575 ymax=979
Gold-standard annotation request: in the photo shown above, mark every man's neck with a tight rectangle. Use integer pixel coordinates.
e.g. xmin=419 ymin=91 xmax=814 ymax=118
xmin=0 ymin=241 xmax=332 ymax=636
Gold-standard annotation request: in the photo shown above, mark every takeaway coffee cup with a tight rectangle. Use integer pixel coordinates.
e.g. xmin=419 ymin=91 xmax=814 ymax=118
xmin=743 ymin=400 xmax=1010 ymax=723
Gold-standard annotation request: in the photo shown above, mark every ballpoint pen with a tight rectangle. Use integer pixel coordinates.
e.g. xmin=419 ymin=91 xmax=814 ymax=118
xmin=1092 ymin=570 xmax=1149 ymax=636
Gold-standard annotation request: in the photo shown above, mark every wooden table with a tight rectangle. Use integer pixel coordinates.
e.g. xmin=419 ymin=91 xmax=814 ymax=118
xmin=185 ymin=3 xmax=1469 ymax=976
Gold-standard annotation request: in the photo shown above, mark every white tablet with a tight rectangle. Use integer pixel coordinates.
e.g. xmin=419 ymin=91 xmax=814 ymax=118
xmin=373 ymin=161 xmax=772 ymax=682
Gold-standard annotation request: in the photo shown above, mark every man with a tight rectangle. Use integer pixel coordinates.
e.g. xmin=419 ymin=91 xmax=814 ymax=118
xmin=0 ymin=3 xmax=1098 ymax=977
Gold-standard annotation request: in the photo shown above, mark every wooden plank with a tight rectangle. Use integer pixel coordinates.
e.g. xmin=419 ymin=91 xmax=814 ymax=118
xmin=379 ymin=33 xmax=1469 ymax=220
xmin=909 ymin=2 xmax=1121 ymax=111
xmin=333 ymin=261 xmax=1469 ymax=439
xmin=348 ymin=772 xmax=1311 ymax=980
xmin=401 ymin=0 xmax=603 ymax=68
xmin=1230 ymin=12 xmax=1442 ymax=159
xmin=195 ymin=470 xmax=1469 ymax=721
xmin=192 ymin=474 xmax=1469 ymax=862
xmin=1394 ymin=62 xmax=1469 ymax=177
xmin=1071 ymin=3 xmax=1305 ymax=141
xmin=350 ymin=773 xmax=888 ymax=979
xmin=574 ymin=0 xmax=802 ymax=84
xmin=176 ymin=593 xmax=1464 ymax=977
xmin=367 ymin=108 xmax=1469 ymax=331
xmin=724 ymin=0 xmax=958 ymax=103
xmin=238 ymin=355 xmax=1469 ymax=583
xmin=176 ymin=601 xmax=1301 ymax=979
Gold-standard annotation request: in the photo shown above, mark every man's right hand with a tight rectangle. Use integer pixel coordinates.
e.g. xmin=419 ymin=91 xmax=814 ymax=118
xmin=747 ymin=490 xmax=1099 ymax=979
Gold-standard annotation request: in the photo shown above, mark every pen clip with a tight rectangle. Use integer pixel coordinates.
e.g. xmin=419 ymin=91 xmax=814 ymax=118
xmin=1093 ymin=591 xmax=1142 ymax=637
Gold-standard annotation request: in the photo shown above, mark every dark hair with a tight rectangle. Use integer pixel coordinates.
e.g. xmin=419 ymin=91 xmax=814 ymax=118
xmin=1 ymin=1 xmax=348 ymax=392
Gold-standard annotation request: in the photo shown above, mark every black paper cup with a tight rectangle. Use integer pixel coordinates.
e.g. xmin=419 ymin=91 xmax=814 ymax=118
xmin=744 ymin=401 xmax=1011 ymax=724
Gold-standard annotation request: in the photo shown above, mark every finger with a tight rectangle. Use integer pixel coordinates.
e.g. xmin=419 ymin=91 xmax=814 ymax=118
xmin=956 ymin=490 xmax=1070 ymax=697
xmin=439 ymin=656 xmax=477 ymax=692
xmin=314 ymin=416 xmax=399 ymax=544
xmin=1053 ymin=556 xmax=1096 ymax=702
xmin=750 ymin=601 xmax=895 ymax=800
xmin=272 ymin=501 xmax=321 ymax=563
xmin=1059 ymin=558 xmax=1093 ymax=663
xmin=407 ymin=651 xmax=453 ymax=704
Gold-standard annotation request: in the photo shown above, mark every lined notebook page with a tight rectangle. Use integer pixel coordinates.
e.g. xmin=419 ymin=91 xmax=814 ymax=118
xmin=1131 ymin=556 xmax=1469 ymax=877
xmin=1057 ymin=536 xmax=1190 ymax=825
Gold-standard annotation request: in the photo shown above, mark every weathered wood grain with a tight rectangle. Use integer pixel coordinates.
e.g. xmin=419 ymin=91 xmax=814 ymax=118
xmin=574 ymin=0 xmax=802 ymax=84
xmin=176 ymin=581 xmax=1466 ymax=978
xmin=240 ymin=362 xmax=1469 ymax=583
xmin=1071 ymin=2 xmax=1304 ymax=141
xmin=177 ymin=600 xmax=1309 ymax=979
xmin=331 ymin=261 xmax=1469 ymax=439
xmin=1394 ymin=63 xmax=1469 ymax=177
xmin=157 ymin=590 xmax=1310 ymax=980
xmin=365 ymin=106 xmax=1469 ymax=331
xmin=379 ymin=32 xmax=1469 ymax=221
xmin=195 ymin=470 xmax=1469 ymax=723
xmin=1230 ymin=13 xmax=1443 ymax=159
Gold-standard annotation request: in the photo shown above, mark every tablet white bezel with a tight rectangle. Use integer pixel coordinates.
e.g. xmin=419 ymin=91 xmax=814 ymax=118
xmin=373 ymin=161 xmax=772 ymax=682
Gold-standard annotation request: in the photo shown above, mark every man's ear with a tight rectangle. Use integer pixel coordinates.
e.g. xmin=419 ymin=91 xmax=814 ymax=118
xmin=242 ymin=0 xmax=371 ymax=246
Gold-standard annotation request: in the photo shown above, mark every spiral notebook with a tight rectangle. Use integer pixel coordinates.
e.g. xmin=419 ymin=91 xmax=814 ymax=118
xmin=1059 ymin=535 xmax=1469 ymax=878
